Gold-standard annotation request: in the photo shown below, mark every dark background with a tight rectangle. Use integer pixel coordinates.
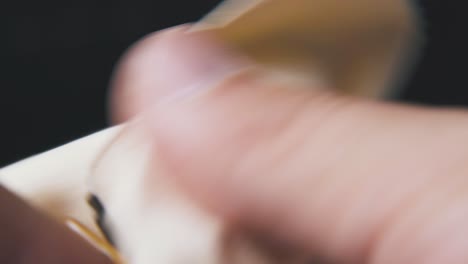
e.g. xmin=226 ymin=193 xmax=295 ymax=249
xmin=0 ymin=0 xmax=466 ymax=167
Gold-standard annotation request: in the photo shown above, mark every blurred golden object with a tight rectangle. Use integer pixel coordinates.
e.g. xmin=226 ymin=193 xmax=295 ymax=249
xmin=201 ymin=0 xmax=419 ymax=98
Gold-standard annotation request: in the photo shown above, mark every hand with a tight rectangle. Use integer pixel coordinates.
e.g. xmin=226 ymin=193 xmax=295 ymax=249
xmin=0 ymin=185 xmax=112 ymax=264
xmin=110 ymin=26 xmax=468 ymax=263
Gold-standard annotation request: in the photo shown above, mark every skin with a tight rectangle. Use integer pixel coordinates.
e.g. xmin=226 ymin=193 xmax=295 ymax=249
xmin=111 ymin=26 xmax=468 ymax=264
xmin=2 ymin=25 xmax=468 ymax=264
xmin=0 ymin=185 xmax=112 ymax=264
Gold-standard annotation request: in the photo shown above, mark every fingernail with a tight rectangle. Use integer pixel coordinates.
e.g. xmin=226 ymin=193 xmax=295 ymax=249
xmin=150 ymin=28 xmax=251 ymax=104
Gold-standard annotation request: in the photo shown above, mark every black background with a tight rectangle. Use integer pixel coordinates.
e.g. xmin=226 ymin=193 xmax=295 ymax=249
xmin=0 ymin=0 xmax=467 ymax=167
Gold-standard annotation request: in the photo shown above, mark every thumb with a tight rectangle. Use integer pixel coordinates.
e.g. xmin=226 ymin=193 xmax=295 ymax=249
xmin=111 ymin=26 xmax=468 ymax=263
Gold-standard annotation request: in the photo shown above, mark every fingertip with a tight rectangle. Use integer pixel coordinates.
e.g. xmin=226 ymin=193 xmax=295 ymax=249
xmin=109 ymin=25 xmax=192 ymax=123
xmin=109 ymin=24 xmax=246 ymax=124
